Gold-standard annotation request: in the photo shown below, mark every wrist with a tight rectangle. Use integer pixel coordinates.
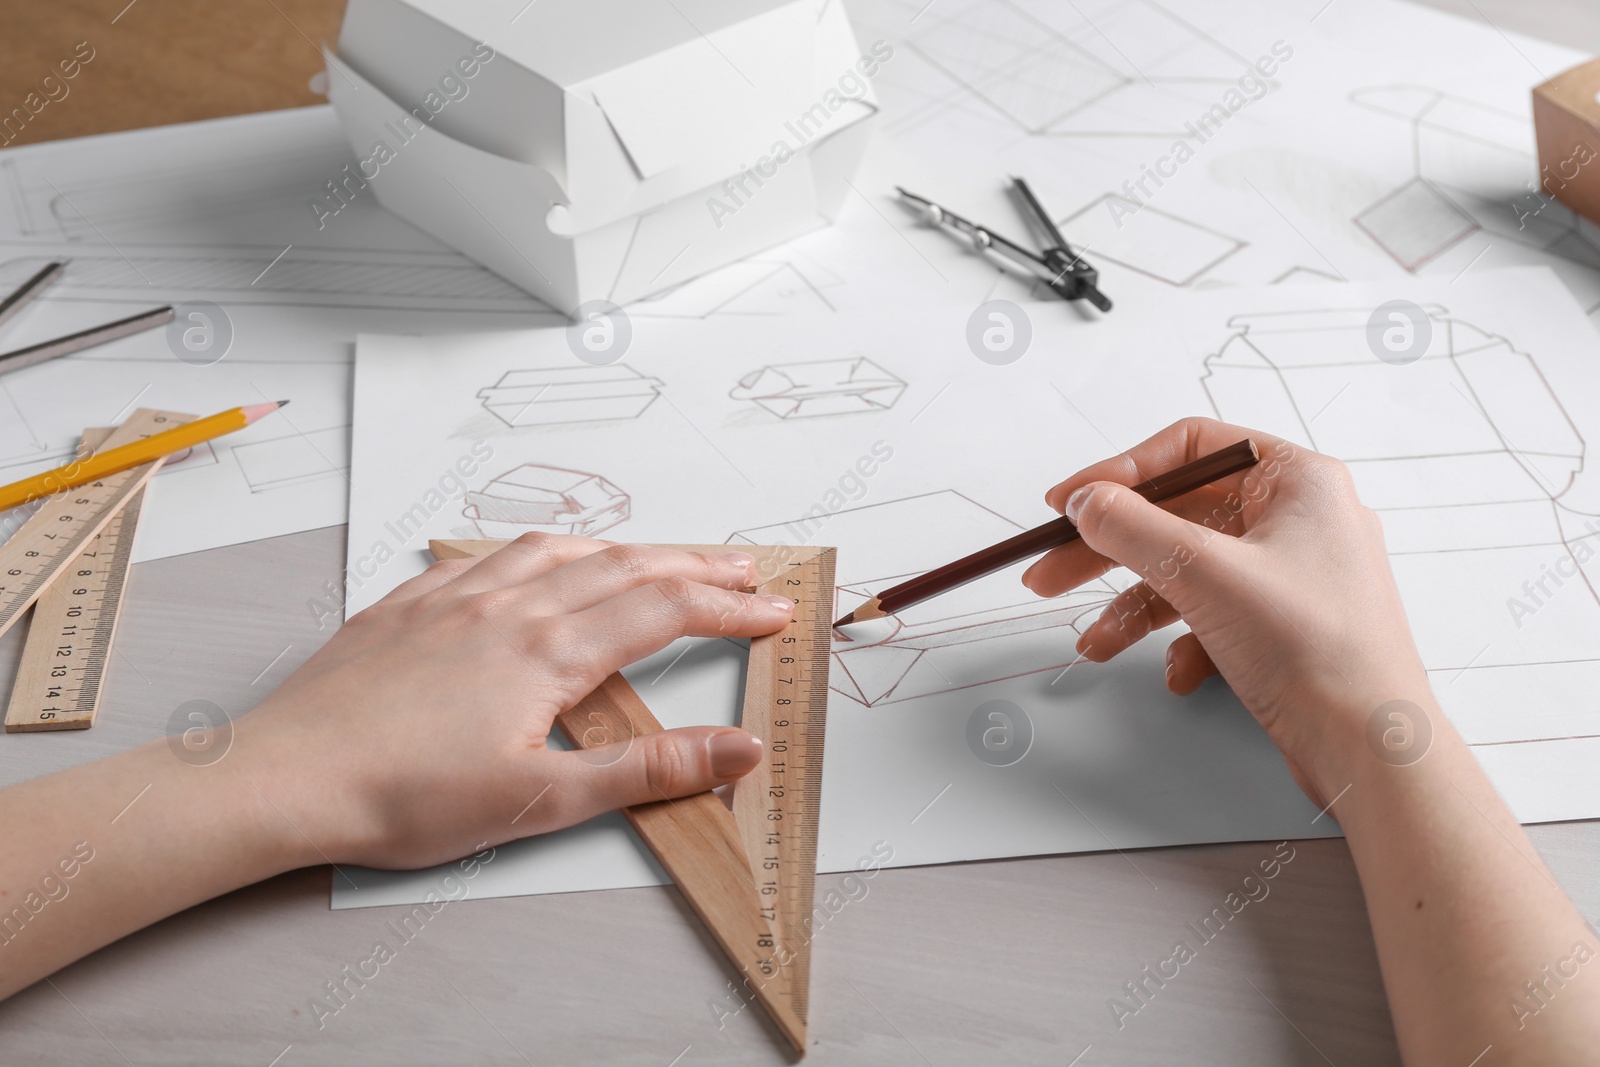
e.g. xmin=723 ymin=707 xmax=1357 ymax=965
xmin=1300 ymin=686 xmax=1461 ymax=809
xmin=90 ymin=734 xmax=317 ymax=902
xmin=220 ymin=704 xmax=361 ymax=872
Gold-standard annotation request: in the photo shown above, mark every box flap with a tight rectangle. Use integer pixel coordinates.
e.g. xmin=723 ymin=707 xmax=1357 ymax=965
xmin=584 ymin=3 xmax=815 ymax=178
xmin=338 ymin=0 xmax=568 ymax=172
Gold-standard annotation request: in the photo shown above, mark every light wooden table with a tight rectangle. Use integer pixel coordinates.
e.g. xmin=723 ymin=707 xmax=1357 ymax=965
xmin=1 ymin=2 xmax=1598 ymax=1065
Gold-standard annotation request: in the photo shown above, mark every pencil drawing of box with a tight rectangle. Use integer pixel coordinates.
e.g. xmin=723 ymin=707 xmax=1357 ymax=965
xmin=1349 ymin=85 xmax=1600 ymax=271
xmin=1202 ymin=305 xmax=1600 ymax=685
xmin=730 ymin=357 xmax=905 ymax=419
xmin=464 ymin=464 xmax=629 ymax=538
xmin=477 ymin=366 xmax=664 ymax=427
xmin=731 ymin=491 xmax=1118 ymax=706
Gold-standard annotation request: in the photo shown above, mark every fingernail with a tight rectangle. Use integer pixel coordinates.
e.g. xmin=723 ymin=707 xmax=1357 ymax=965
xmin=764 ymin=594 xmax=795 ymax=612
xmin=709 ymin=729 xmax=763 ymax=778
xmin=1064 ymin=486 xmax=1094 ymax=523
xmin=1076 ymin=622 xmax=1104 ymax=657
xmin=722 ymin=551 xmax=755 ymax=568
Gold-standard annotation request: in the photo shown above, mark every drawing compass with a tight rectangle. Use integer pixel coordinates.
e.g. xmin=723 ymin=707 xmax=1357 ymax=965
xmin=897 ymin=178 xmax=1112 ymax=312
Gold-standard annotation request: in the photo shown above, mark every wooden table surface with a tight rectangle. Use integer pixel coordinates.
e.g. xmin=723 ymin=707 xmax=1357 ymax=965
xmin=2 ymin=2 xmax=1598 ymax=1065
xmin=0 ymin=0 xmax=345 ymax=148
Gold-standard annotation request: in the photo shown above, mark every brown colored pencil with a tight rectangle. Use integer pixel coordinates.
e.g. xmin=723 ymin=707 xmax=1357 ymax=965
xmin=833 ymin=438 xmax=1259 ymax=627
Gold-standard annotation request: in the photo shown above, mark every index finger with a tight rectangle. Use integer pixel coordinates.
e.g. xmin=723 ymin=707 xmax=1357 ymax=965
xmin=1023 ymin=418 xmax=1298 ymax=598
xmin=1044 ymin=416 xmax=1296 ymax=513
xmin=549 ymin=579 xmax=794 ymax=698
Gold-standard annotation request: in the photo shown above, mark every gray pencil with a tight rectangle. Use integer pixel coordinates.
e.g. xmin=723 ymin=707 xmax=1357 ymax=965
xmin=0 ymin=305 xmax=175 ymax=376
xmin=0 ymin=261 xmax=66 ymax=331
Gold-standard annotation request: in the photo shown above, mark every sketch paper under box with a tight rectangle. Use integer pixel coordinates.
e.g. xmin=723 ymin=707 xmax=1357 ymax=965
xmin=335 ymin=266 xmax=1600 ymax=908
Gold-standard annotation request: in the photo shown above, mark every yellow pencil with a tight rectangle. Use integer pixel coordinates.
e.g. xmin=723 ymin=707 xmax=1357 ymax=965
xmin=0 ymin=401 xmax=289 ymax=512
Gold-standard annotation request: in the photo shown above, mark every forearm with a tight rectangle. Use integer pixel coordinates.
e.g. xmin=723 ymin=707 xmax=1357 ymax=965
xmin=0 ymin=736 xmax=307 ymax=999
xmin=1326 ymin=703 xmax=1600 ymax=1065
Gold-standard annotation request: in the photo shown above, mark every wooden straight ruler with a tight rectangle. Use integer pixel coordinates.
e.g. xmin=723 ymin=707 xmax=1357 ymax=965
xmin=3 ymin=409 xmax=191 ymax=732
xmin=432 ymin=539 xmax=837 ymax=1056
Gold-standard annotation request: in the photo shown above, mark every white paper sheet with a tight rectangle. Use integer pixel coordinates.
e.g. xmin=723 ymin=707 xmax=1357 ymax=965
xmin=834 ymin=0 xmax=1600 ymax=316
xmin=0 ymin=110 xmax=862 ymax=559
xmin=333 ymin=266 xmax=1600 ymax=908
xmin=1 ymin=0 xmax=1593 ymax=906
xmin=4 ymin=0 xmax=1591 ymax=564
xmin=0 ymin=106 xmax=566 ymax=560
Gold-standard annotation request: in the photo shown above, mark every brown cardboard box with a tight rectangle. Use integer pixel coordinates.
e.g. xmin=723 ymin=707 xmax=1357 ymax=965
xmin=1533 ymin=56 xmax=1600 ymax=223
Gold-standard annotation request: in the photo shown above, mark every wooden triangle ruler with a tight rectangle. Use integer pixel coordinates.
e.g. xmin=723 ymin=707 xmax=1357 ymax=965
xmin=2 ymin=409 xmax=192 ymax=731
xmin=431 ymin=538 xmax=836 ymax=1056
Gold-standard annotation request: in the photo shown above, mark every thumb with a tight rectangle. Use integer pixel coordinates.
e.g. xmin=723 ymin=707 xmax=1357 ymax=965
xmin=571 ymin=726 xmax=763 ymax=813
xmin=1065 ymin=481 xmax=1228 ymax=592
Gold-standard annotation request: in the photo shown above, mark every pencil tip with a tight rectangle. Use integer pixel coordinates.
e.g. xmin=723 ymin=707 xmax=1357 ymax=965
xmin=276 ymin=400 xmax=291 ymax=408
xmin=832 ymin=610 xmax=856 ymax=628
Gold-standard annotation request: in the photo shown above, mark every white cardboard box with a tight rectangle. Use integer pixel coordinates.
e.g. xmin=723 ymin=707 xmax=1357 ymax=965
xmin=324 ymin=0 xmax=882 ymax=315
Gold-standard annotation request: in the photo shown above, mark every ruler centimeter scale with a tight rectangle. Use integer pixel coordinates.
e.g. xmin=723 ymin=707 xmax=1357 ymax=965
xmin=432 ymin=539 xmax=837 ymax=1056
xmin=3 ymin=410 xmax=191 ymax=732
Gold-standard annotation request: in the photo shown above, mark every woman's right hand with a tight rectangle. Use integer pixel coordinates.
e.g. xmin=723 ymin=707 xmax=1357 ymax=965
xmin=1021 ymin=417 xmax=1434 ymax=805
